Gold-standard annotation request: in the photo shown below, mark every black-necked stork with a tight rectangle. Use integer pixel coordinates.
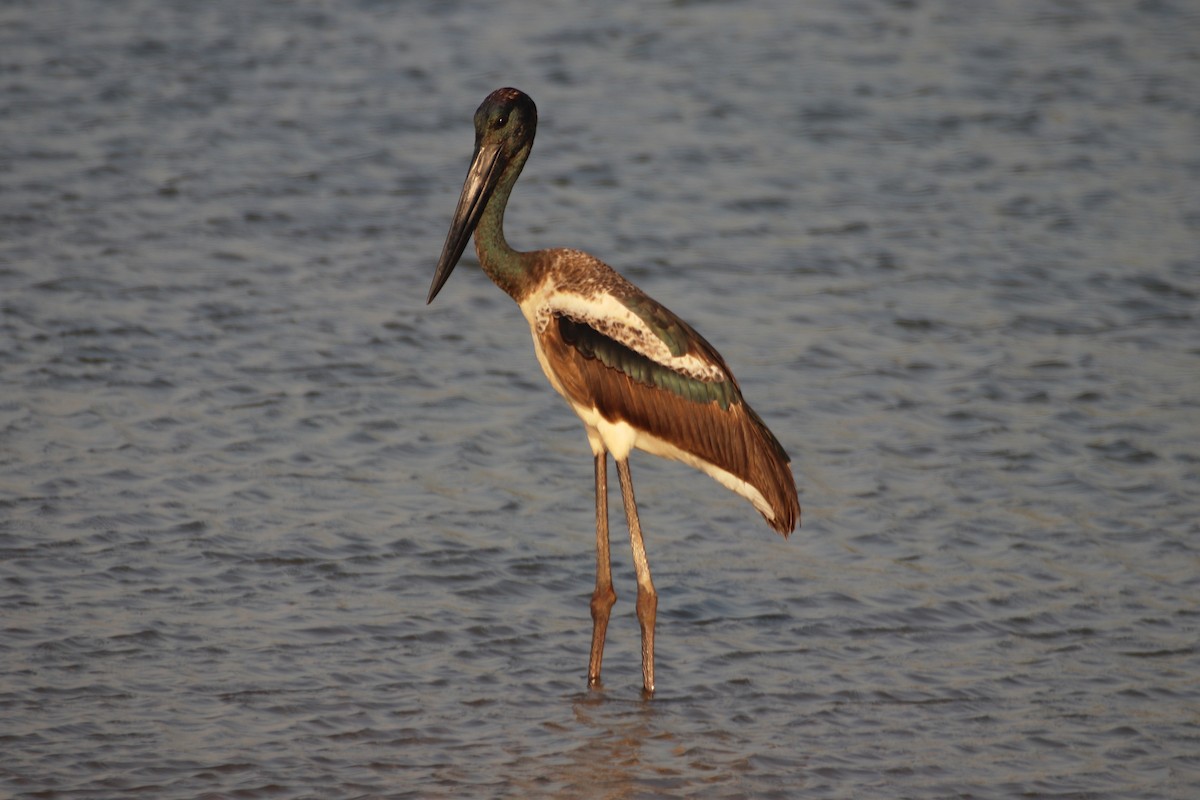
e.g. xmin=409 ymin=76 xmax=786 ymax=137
xmin=427 ymin=88 xmax=800 ymax=696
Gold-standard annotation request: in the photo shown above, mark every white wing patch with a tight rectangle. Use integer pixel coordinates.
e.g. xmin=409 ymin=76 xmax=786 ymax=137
xmin=519 ymin=283 xmax=727 ymax=383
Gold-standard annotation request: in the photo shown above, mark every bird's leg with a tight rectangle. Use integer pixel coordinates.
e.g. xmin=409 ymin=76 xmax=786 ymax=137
xmin=615 ymin=458 xmax=657 ymax=697
xmin=588 ymin=450 xmax=616 ymax=688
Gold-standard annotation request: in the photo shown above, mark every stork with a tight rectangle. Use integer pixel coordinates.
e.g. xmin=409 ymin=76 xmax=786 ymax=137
xmin=426 ymin=88 xmax=800 ymax=696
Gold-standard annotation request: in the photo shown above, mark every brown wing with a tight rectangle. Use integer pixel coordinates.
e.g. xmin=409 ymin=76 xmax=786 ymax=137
xmin=540 ymin=311 xmax=799 ymax=534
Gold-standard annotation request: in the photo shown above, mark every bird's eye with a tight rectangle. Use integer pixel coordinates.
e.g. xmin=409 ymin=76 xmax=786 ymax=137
xmin=492 ymin=115 xmax=508 ymax=130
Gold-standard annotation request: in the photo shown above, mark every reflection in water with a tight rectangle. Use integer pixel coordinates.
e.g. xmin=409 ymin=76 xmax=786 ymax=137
xmin=561 ymin=692 xmax=664 ymax=798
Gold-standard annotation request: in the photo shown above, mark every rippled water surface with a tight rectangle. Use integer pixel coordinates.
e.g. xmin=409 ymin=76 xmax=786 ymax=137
xmin=3 ymin=1 xmax=1199 ymax=797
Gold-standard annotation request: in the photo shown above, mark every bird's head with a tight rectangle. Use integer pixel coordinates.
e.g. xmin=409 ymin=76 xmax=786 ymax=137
xmin=427 ymin=88 xmax=538 ymax=303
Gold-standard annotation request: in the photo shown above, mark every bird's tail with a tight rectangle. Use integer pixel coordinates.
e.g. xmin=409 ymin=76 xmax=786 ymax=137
xmin=741 ymin=404 xmax=801 ymax=536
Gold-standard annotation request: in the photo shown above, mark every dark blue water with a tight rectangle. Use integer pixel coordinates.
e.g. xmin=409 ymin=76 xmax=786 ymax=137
xmin=3 ymin=1 xmax=1198 ymax=797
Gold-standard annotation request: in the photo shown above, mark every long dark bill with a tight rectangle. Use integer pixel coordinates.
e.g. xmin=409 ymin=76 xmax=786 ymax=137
xmin=426 ymin=141 xmax=505 ymax=304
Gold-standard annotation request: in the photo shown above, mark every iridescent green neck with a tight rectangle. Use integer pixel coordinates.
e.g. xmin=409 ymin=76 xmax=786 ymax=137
xmin=474 ymin=146 xmax=532 ymax=301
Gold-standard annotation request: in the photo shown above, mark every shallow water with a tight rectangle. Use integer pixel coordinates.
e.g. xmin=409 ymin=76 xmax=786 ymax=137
xmin=3 ymin=0 xmax=1199 ymax=797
